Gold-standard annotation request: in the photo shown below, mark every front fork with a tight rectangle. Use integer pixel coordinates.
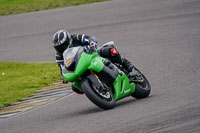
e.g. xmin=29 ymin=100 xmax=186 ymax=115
xmin=71 ymin=70 xmax=104 ymax=93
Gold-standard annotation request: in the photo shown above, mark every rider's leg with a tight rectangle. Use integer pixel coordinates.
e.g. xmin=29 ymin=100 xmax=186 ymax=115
xmin=99 ymin=46 xmax=142 ymax=81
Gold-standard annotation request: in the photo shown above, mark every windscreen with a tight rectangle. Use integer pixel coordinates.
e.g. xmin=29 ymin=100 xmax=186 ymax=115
xmin=63 ymin=47 xmax=80 ymax=62
xmin=63 ymin=47 xmax=80 ymax=68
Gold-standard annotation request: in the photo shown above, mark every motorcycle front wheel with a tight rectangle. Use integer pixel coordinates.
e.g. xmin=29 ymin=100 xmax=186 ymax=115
xmin=81 ymin=79 xmax=116 ymax=110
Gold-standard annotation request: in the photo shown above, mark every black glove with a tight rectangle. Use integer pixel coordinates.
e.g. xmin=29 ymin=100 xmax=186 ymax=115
xmin=85 ymin=41 xmax=97 ymax=53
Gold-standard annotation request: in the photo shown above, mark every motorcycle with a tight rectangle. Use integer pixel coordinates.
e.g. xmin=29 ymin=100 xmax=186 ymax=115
xmin=62 ymin=41 xmax=151 ymax=110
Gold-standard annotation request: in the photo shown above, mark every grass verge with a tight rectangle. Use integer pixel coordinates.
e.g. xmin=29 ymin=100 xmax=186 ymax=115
xmin=0 ymin=62 xmax=60 ymax=108
xmin=0 ymin=0 xmax=108 ymax=16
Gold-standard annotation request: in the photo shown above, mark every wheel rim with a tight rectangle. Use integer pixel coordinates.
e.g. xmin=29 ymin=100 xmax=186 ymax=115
xmin=135 ymin=75 xmax=149 ymax=90
xmin=92 ymin=83 xmax=112 ymax=101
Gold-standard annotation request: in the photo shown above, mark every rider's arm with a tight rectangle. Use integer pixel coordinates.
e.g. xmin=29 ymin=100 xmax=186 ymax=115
xmin=71 ymin=34 xmax=97 ymax=46
xmin=55 ymin=52 xmax=64 ymax=75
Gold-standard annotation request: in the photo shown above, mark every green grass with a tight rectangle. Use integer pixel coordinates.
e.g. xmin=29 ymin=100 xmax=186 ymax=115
xmin=0 ymin=62 xmax=60 ymax=108
xmin=0 ymin=0 xmax=108 ymax=16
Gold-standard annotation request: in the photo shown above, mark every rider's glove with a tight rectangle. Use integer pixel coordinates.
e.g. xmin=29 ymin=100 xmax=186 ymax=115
xmin=85 ymin=41 xmax=97 ymax=53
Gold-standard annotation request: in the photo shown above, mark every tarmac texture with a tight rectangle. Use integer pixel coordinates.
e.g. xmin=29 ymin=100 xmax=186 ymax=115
xmin=0 ymin=0 xmax=200 ymax=132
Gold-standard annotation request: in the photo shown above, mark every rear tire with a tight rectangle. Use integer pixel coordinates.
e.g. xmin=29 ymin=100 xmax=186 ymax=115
xmin=81 ymin=79 xmax=115 ymax=110
xmin=131 ymin=74 xmax=151 ymax=99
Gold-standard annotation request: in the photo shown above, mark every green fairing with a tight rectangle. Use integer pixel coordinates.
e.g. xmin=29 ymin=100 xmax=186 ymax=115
xmin=63 ymin=51 xmax=105 ymax=82
xmin=88 ymin=55 xmax=105 ymax=72
xmin=113 ymin=74 xmax=135 ymax=100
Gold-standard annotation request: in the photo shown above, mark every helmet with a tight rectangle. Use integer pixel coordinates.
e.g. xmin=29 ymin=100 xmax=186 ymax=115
xmin=52 ymin=30 xmax=71 ymax=53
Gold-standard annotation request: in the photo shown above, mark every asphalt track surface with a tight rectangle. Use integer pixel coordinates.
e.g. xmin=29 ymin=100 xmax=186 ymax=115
xmin=0 ymin=0 xmax=200 ymax=132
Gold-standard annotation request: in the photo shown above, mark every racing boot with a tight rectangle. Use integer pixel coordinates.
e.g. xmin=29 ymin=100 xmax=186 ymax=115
xmin=121 ymin=58 xmax=143 ymax=82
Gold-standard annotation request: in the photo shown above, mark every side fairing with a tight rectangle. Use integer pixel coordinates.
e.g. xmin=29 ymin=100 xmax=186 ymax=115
xmin=113 ymin=74 xmax=135 ymax=100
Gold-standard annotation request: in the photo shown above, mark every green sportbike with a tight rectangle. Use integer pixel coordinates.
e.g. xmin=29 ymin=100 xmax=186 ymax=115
xmin=63 ymin=42 xmax=151 ymax=110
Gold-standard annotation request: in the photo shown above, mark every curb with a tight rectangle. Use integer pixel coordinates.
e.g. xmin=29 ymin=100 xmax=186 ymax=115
xmin=0 ymin=81 xmax=72 ymax=119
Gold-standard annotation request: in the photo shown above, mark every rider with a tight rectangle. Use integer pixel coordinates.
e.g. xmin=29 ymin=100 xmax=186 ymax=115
xmin=52 ymin=30 xmax=142 ymax=94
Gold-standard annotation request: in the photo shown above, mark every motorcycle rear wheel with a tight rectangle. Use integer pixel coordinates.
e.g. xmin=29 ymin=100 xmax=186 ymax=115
xmin=131 ymin=74 xmax=151 ymax=99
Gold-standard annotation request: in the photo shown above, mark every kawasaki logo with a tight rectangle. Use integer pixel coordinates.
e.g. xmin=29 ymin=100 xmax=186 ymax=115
xmin=124 ymin=88 xmax=131 ymax=93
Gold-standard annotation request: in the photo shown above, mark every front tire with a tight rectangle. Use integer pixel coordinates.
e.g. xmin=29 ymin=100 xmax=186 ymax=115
xmin=81 ymin=79 xmax=115 ymax=110
xmin=131 ymin=74 xmax=151 ymax=99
